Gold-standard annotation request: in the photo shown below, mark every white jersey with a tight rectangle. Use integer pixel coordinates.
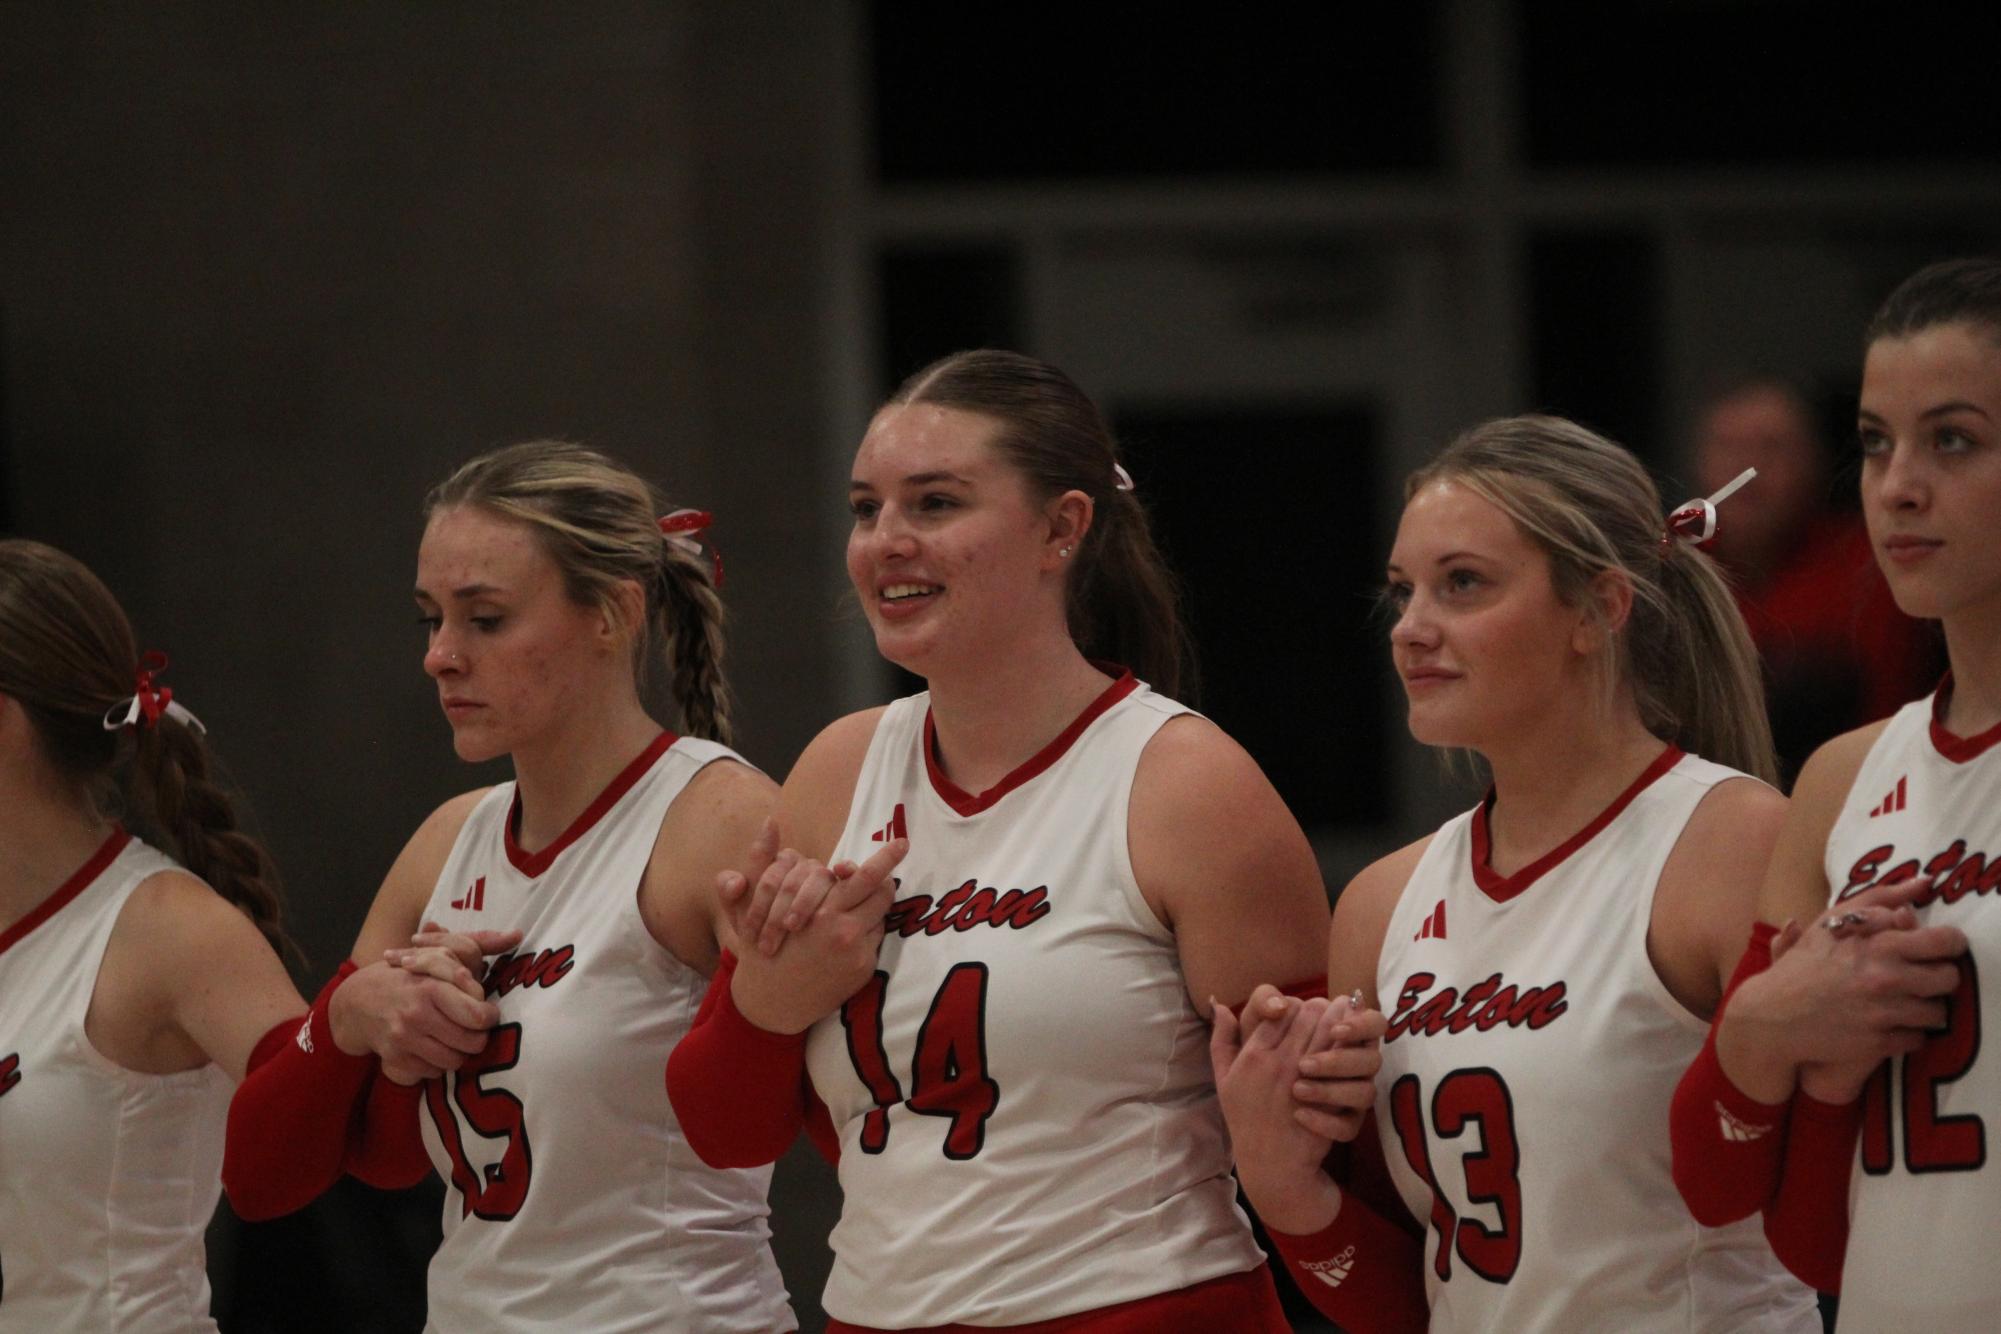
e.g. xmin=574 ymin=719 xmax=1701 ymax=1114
xmin=416 ymin=733 xmax=792 ymax=1334
xmin=1375 ymin=749 xmax=1818 ymax=1333
xmin=0 ymin=830 xmax=231 ymax=1334
xmin=1824 ymin=685 xmax=2001 ymax=1332
xmin=803 ymin=672 xmax=1266 ymax=1328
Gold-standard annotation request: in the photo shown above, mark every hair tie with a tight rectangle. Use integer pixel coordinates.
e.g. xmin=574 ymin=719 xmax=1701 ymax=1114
xmin=1661 ymin=467 xmax=1756 ymax=556
xmin=101 ymin=651 xmax=207 ymax=734
xmin=1112 ymin=462 xmax=1135 ymax=493
xmin=659 ymin=509 xmax=724 ymax=588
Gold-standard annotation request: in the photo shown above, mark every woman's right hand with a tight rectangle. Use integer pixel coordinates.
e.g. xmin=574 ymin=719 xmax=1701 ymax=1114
xmin=327 ymin=957 xmax=504 ymax=1086
xmin=1720 ymin=877 xmax=1966 ymax=1101
xmin=719 ymin=820 xmax=906 ymax=1035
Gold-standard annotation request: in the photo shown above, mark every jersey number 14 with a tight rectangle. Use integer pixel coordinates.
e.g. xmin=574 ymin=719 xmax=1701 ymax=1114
xmin=842 ymin=963 xmax=1000 ymax=1159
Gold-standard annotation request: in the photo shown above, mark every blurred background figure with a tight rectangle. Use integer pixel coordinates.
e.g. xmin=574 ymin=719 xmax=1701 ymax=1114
xmin=1690 ymin=378 xmax=1939 ymax=784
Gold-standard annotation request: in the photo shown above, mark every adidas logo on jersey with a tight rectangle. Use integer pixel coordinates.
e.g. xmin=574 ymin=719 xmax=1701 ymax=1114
xmin=1715 ymin=1101 xmax=1773 ymax=1143
xmin=1302 ymin=1244 xmax=1358 ymax=1289
xmin=1414 ymin=900 xmax=1447 ymax=942
xmin=1868 ymin=776 xmax=1909 ymax=818
xmin=0 ymin=1052 xmax=20 ymax=1098
xmin=294 ymin=1019 xmax=315 ymax=1055
xmin=870 ymin=803 xmax=908 ymax=844
xmin=450 ymin=876 xmax=487 ymax=911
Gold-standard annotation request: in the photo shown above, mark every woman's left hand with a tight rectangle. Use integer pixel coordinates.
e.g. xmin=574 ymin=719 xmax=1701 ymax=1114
xmin=1211 ymin=993 xmax=1344 ymax=1234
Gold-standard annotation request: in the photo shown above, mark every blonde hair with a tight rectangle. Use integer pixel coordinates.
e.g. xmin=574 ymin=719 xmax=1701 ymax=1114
xmin=1409 ymin=415 xmax=1777 ymax=784
xmin=0 ymin=539 xmax=290 ymax=953
xmin=425 ymin=441 xmax=734 ymax=745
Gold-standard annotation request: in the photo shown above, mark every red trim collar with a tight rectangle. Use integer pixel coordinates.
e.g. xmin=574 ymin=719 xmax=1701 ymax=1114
xmin=505 ymin=732 xmax=677 ymax=878
xmin=0 ymin=827 xmax=133 ymax=957
xmin=1470 ymin=744 xmax=1683 ymax=903
xmin=1929 ymin=674 xmax=2001 ymax=764
xmin=924 ymin=668 xmax=1139 ymax=818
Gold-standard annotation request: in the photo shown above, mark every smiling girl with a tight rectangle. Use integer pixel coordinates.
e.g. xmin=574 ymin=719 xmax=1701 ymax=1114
xmin=224 ymin=442 xmax=793 ymax=1332
xmin=1221 ymin=417 xmax=1820 ymax=1331
xmin=667 ymin=350 xmax=1333 ymax=1332
xmin=1672 ymin=258 xmax=2001 ymax=1329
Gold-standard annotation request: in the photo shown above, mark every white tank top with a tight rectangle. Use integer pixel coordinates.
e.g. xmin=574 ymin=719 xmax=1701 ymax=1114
xmin=415 ymin=733 xmax=793 ymax=1334
xmin=803 ymin=672 xmax=1266 ymax=1328
xmin=0 ymin=830 xmax=231 ymax=1334
xmin=1375 ymin=749 xmax=1818 ymax=1333
xmin=1823 ymin=685 xmax=2001 ymax=1332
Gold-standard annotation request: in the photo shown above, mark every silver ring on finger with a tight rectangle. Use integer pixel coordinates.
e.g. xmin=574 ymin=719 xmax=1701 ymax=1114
xmin=1822 ymin=910 xmax=1867 ymax=938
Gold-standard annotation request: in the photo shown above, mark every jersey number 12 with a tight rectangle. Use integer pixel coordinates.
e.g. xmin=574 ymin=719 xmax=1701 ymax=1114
xmin=1862 ymin=956 xmax=1986 ymax=1175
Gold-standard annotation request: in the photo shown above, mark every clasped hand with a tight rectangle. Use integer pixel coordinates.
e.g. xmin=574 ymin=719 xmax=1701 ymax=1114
xmin=330 ymin=921 xmax=523 ymax=1085
xmin=720 ymin=819 xmax=907 ymax=1035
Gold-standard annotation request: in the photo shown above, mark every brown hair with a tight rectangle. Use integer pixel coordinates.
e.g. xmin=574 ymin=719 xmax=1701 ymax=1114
xmin=1408 ymin=416 xmax=1778 ymax=784
xmin=887 ymin=350 xmax=1196 ymax=701
xmin=425 ymin=441 xmax=734 ymax=744
xmin=0 ymin=539 xmax=289 ymax=952
xmin=1867 ymin=256 xmax=2001 ymax=347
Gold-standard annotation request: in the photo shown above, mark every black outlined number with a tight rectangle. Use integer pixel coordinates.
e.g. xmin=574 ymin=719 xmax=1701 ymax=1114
xmin=1862 ymin=955 xmax=1985 ymax=1175
xmin=841 ymin=963 xmax=1000 ymax=1159
xmin=424 ymin=1021 xmax=533 ymax=1219
xmin=1389 ymin=1067 xmax=1525 ymax=1283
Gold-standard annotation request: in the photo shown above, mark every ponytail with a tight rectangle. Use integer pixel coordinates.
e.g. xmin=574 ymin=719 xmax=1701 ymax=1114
xmin=1411 ymin=416 xmax=1777 ymax=784
xmin=654 ymin=538 xmax=735 ymax=745
xmin=1638 ymin=541 xmax=1777 ymax=784
xmin=131 ymin=717 xmax=292 ymax=957
xmin=0 ymin=539 xmax=292 ymax=957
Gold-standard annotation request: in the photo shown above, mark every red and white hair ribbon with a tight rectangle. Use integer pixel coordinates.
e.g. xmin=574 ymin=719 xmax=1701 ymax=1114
xmin=101 ymin=651 xmax=206 ymax=734
xmin=659 ymin=509 xmax=724 ymax=588
xmin=1662 ymin=467 xmax=1756 ymax=554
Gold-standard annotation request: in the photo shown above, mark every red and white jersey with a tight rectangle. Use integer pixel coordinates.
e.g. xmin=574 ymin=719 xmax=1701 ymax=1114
xmin=802 ymin=672 xmax=1265 ymax=1327
xmin=417 ymin=733 xmax=792 ymax=1334
xmin=1376 ymin=749 xmax=1818 ymax=1333
xmin=1824 ymin=684 xmax=2001 ymax=1330
xmin=0 ymin=830 xmax=231 ymax=1333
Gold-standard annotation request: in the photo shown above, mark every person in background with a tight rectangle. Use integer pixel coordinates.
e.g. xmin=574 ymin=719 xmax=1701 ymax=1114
xmin=1690 ymin=377 xmax=1937 ymax=781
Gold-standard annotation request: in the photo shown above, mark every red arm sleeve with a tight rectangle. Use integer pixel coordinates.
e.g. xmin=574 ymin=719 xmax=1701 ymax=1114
xmin=342 ymin=1076 xmax=433 ymax=1190
xmin=1671 ymin=923 xmax=1792 ymax=1226
xmin=1263 ymin=1110 xmax=1428 ymax=1333
xmin=222 ymin=962 xmax=377 ymax=1220
xmin=1763 ymin=1085 xmax=1862 ymax=1292
xmin=665 ymin=951 xmax=816 ymax=1169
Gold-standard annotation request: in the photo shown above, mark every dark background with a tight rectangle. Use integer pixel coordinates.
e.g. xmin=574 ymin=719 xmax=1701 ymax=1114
xmin=4 ymin=2 xmax=1999 ymax=1329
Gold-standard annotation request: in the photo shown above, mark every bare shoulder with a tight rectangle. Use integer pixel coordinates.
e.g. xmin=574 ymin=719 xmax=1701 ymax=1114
xmin=114 ymin=867 xmax=268 ymax=960
xmin=351 ymin=787 xmax=492 ymax=958
xmin=98 ymin=866 xmax=301 ymax=1077
xmin=1680 ymin=774 xmax=1789 ymax=856
xmin=779 ymin=706 xmax=889 ymax=859
xmin=645 ymin=758 xmax=778 ymax=973
xmin=1130 ymin=712 xmax=1308 ymax=883
xmin=1132 ymin=712 xmax=1271 ymax=814
xmin=1130 ymin=713 xmax=1327 ymax=1010
xmin=1790 ymin=719 xmax=1894 ymax=821
xmin=1329 ymin=834 xmax=1433 ymax=1004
